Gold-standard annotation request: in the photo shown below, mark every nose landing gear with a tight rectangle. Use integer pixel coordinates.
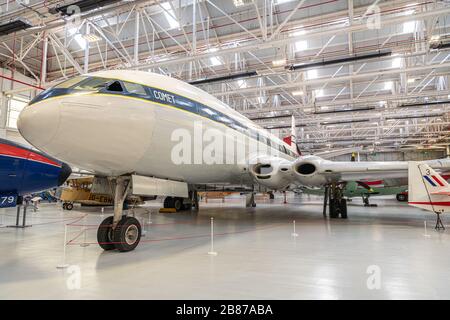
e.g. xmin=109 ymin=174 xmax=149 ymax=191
xmin=96 ymin=176 xmax=142 ymax=252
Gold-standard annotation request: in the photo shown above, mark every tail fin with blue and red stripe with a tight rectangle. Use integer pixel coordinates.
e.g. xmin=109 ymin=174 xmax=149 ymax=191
xmin=408 ymin=162 xmax=450 ymax=213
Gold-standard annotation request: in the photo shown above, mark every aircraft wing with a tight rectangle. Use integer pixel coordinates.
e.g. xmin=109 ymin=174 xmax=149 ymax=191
xmin=248 ymin=155 xmax=450 ymax=190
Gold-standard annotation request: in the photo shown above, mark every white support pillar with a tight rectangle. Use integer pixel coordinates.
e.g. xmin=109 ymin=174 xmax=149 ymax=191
xmin=41 ymin=34 xmax=49 ymax=86
xmin=0 ymin=92 xmax=7 ymax=137
xmin=84 ymin=24 xmax=90 ymax=74
xmin=134 ymin=9 xmax=140 ymax=65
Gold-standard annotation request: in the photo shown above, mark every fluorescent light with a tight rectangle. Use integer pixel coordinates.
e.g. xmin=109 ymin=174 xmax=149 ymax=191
xmin=206 ymin=47 xmax=222 ymax=66
xmin=233 ymin=0 xmax=252 ymax=6
xmin=276 ymin=0 xmax=295 ymax=4
xmin=392 ymin=57 xmax=402 ymax=68
xmin=306 ymin=69 xmax=318 ymax=79
xmin=402 ymin=9 xmax=415 ymax=16
xmin=272 ymin=58 xmax=287 ymax=67
xmin=161 ymin=2 xmax=180 ymax=29
xmin=407 ymin=78 xmax=417 ymax=83
xmin=314 ymin=89 xmax=324 ymax=98
xmin=237 ymin=80 xmax=247 ymax=88
xmin=403 ymin=21 xmax=417 ymax=34
xmin=292 ymin=90 xmax=304 ymax=96
xmin=289 ymin=28 xmax=305 ymax=37
xmin=82 ymin=33 xmax=101 ymax=43
xmin=294 ymin=40 xmax=308 ymax=52
xmin=68 ymin=28 xmax=86 ymax=50
xmin=384 ymin=81 xmax=393 ymax=90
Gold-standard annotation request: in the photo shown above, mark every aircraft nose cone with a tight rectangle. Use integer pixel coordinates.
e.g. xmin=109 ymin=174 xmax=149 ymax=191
xmin=58 ymin=162 xmax=72 ymax=186
xmin=17 ymin=103 xmax=60 ymax=149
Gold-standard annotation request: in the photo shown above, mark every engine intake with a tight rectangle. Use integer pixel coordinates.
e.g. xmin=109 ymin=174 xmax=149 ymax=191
xmin=295 ymin=163 xmax=317 ymax=175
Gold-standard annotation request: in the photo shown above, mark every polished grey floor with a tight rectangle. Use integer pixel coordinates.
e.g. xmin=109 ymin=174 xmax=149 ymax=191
xmin=0 ymin=194 xmax=449 ymax=300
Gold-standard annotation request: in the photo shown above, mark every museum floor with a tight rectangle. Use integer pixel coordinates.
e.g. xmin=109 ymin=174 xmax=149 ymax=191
xmin=1 ymin=194 xmax=449 ymax=299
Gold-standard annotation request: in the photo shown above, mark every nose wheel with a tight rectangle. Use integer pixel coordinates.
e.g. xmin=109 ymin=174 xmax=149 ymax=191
xmin=96 ymin=176 xmax=142 ymax=252
xmin=97 ymin=216 xmax=142 ymax=252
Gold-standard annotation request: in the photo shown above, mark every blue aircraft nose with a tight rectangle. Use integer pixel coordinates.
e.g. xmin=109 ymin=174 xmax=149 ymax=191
xmin=58 ymin=163 xmax=72 ymax=186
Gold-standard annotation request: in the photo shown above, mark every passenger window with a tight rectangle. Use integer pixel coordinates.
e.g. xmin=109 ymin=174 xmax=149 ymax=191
xmin=199 ymin=105 xmax=218 ymax=120
xmin=175 ymin=96 xmax=197 ymax=112
xmin=123 ymin=82 xmax=147 ymax=96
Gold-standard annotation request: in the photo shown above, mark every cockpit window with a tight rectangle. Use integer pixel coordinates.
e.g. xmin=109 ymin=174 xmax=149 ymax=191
xmin=123 ymin=82 xmax=147 ymax=96
xmin=53 ymin=76 xmax=87 ymax=89
xmin=73 ymin=77 xmax=111 ymax=91
xmin=105 ymin=80 xmax=124 ymax=92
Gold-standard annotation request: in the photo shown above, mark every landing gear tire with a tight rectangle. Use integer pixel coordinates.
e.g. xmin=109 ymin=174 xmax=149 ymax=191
xmin=173 ymin=198 xmax=183 ymax=211
xmin=396 ymin=193 xmax=407 ymax=202
xmin=62 ymin=203 xmax=67 ymax=210
xmin=163 ymin=197 xmax=174 ymax=208
xmin=65 ymin=203 xmax=73 ymax=211
xmin=113 ymin=216 xmax=142 ymax=252
xmin=329 ymin=201 xmax=339 ymax=218
xmin=97 ymin=216 xmax=116 ymax=251
xmin=340 ymin=199 xmax=348 ymax=219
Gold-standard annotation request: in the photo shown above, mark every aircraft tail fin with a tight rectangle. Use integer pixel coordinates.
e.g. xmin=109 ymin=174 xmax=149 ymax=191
xmin=282 ymin=115 xmax=301 ymax=156
xmin=408 ymin=162 xmax=450 ymax=213
xmin=291 ymin=115 xmax=301 ymax=156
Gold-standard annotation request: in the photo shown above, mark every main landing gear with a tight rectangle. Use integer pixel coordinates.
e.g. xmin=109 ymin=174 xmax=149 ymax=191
xmin=245 ymin=192 xmax=256 ymax=208
xmin=323 ymin=183 xmax=348 ymax=219
xmin=97 ymin=176 xmax=142 ymax=252
xmin=163 ymin=190 xmax=199 ymax=212
xmin=362 ymin=194 xmax=377 ymax=207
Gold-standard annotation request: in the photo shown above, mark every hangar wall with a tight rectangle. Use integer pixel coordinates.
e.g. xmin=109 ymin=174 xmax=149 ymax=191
xmin=0 ymin=68 xmax=36 ymax=143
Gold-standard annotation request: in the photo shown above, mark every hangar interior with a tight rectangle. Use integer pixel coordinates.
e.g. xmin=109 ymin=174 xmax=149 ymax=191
xmin=1 ymin=0 xmax=450 ymax=299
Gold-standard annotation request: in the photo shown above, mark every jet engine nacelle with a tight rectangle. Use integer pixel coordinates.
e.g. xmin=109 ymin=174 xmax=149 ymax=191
xmin=292 ymin=155 xmax=332 ymax=187
xmin=249 ymin=155 xmax=294 ymax=190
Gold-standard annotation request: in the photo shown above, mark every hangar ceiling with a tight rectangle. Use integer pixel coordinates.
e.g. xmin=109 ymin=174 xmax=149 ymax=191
xmin=0 ymin=0 xmax=449 ymax=153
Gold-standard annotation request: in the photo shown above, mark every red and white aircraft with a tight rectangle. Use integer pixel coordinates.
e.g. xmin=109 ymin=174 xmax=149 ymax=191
xmin=409 ymin=162 xmax=450 ymax=230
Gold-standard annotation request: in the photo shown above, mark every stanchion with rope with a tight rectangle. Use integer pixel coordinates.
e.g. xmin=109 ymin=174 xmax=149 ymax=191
xmin=207 ymin=217 xmax=218 ymax=256
xmin=79 ymin=215 xmax=90 ymax=247
xmin=56 ymin=224 xmax=69 ymax=269
xmin=291 ymin=220 xmax=298 ymax=237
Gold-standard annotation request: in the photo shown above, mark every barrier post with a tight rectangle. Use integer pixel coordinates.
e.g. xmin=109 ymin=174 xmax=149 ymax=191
xmin=79 ymin=215 xmax=90 ymax=247
xmin=57 ymin=224 xmax=69 ymax=269
xmin=423 ymin=220 xmax=431 ymax=238
xmin=141 ymin=216 xmax=147 ymax=237
xmin=207 ymin=217 xmax=218 ymax=256
xmin=291 ymin=220 xmax=299 ymax=237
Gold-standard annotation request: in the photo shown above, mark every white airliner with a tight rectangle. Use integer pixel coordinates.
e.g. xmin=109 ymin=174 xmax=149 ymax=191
xmin=17 ymin=70 xmax=450 ymax=252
